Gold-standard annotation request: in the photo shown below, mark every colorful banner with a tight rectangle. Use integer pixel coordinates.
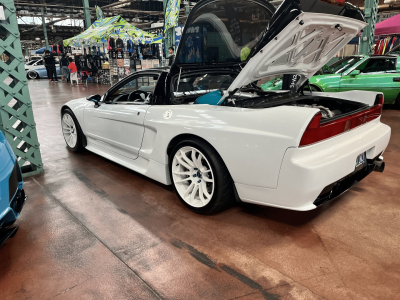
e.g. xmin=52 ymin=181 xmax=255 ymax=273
xmin=95 ymin=5 xmax=105 ymax=20
xmin=63 ymin=16 xmax=163 ymax=47
xmin=164 ymin=0 xmax=181 ymax=33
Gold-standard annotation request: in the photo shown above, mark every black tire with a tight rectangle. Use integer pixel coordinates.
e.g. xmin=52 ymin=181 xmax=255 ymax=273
xmin=27 ymin=71 xmax=39 ymax=80
xmin=169 ymin=138 xmax=234 ymax=214
xmin=61 ymin=108 xmax=85 ymax=152
xmin=395 ymin=93 xmax=400 ymax=110
xmin=304 ymin=84 xmax=322 ymax=92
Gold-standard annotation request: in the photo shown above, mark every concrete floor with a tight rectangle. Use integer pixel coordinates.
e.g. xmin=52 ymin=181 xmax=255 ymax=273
xmin=1 ymin=80 xmax=400 ymax=300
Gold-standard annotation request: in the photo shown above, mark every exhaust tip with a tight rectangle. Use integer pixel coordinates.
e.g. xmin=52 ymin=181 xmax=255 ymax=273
xmin=373 ymin=161 xmax=385 ymax=173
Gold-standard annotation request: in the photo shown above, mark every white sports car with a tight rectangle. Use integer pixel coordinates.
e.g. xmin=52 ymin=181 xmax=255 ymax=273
xmin=61 ymin=0 xmax=391 ymax=214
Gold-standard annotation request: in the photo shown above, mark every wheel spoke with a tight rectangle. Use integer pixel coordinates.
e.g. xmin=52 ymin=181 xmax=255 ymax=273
xmin=203 ymin=175 xmax=213 ymax=183
xmin=175 ymin=177 xmax=192 ymax=184
xmin=173 ymin=170 xmax=191 ymax=176
xmin=184 ymin=183 xmax=195 ymax=199
xmin=176 ymin=155 xmax=192 ymax=170
xmin=201 ymin=181 xmax=212 ymax=200
xmin=180 ymin=150 xmax=195 ymax=168
xmin=196 ymin=153 xmax=203 ymax=169
xmin=191 ymin=185 xmax=199 ymax=203
xmin=199 ymin=184 xmax=207 ymax=204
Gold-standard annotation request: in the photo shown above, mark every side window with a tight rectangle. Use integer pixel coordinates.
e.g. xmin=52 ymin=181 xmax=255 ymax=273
xmin=105 ymin=74 xmax=159 ymax=104
xmin=36 ymin=60 xmax=44 ymax=66
xmin=172 ymin=73 xmax=236 ymax=105
xmin=358 ymin=59 xmax=396 ymax=74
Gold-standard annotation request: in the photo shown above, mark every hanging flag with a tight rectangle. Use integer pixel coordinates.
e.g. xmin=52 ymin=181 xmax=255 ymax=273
xmin=96 ymin=5 xmax=105 ymax=20
xmin=164 ymin=0 xmax=181 ymax=33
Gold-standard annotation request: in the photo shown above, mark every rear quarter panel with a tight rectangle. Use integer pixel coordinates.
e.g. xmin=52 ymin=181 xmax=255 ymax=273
xmin=141 ymin=105 xmax=318 ymax=189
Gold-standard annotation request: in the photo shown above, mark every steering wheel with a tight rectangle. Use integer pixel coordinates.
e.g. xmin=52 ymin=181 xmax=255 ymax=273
xmin=128 ymin=90 xmax=148 ymax=102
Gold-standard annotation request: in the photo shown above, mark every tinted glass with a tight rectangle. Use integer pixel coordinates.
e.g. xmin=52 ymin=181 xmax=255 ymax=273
xmin=357 ymin=58 xmax=397 ymax=73
xmin=329 ymin=57 xmax=364 ymax=74
xmin=107 ymin=75 xmax=159 ymax=103
xmin=176 ymin=0 xmax=273 ymax=65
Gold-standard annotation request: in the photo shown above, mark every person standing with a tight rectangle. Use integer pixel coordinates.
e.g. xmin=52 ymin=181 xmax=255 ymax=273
xmin=43 ymin=50 xmax=58 ymax=82
xmin=42 ymin=52 xmax=50 ymax=80
xmin=168 ymin=47 xmax=175 ymax=66
xmin=68 ymin=57 xmax=78 ymax=85
xmin=60 ymin=54 xmax=69 ymax=81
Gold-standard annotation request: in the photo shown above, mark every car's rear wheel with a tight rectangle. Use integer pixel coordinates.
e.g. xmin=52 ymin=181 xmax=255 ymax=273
xmin=395 ymin=93 xmax=400 ymax=110
xmin=61 ymin=109 xmax=84 ymax=152
xmin=170 ymin=139 xmax=234 ymax=214
xmin=27 ymin=71 xmax=39 ymax=80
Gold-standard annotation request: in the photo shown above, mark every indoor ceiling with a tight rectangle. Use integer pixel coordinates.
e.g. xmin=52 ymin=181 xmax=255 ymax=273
xmin=15 ymin=0 xmax=400 ymax=46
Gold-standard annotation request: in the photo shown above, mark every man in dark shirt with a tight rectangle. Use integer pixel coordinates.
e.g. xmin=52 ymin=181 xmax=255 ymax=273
xmin=168 ymin=47 xmax=175 ymax=66
xmin=43 ymin=50 xmax=58 ymax=82
xmin=60 ymin=54 xmax=69 ymax=81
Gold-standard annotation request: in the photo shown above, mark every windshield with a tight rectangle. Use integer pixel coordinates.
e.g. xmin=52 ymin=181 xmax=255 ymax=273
xmin=328 ymin=56 xmax=364 ymax=74
xmin=26 ymin=60 xmax=38 ymax=65
xmin=176 ymin=0 xmax=274 ymax=65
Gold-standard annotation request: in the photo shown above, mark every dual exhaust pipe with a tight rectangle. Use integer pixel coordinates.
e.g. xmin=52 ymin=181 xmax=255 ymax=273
xmin=373 ymin=156 xmax=385 ymax=173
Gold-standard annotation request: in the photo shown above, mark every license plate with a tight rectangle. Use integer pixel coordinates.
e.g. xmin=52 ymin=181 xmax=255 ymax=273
xmin=355 ymin=152 xmax=367 ymax=170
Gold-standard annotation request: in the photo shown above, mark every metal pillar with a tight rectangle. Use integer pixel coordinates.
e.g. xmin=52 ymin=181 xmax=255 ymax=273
xmin=82 ymin=0 xmax=91 ymax=29
xmin=40 ymin=7 xmax=49 ymax=50
xmin=0 ymin=0 xmax=43 ymax=176
xmin=359 ymin=0 xmax=379 ymax=55
xmin=163 ymin=0 xmax=175 ymax=52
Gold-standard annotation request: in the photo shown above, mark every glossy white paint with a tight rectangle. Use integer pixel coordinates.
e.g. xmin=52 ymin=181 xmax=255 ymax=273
xmin=236 ymin=118 xmax=391 ymax=211
xmin=63 ymin=89 xmax=391 ymax=211
xmin=84 ymin=103 xmax=150 ymax=160
xmin=224 ymin=13 xmax=367 ymax=101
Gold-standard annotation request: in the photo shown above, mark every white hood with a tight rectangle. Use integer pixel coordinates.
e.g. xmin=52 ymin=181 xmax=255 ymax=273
xmin=222 ymin=12 xmax=367 ymax=102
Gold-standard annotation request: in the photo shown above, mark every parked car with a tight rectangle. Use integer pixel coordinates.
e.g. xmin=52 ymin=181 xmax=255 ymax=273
xmin=25 ymin=59 xmax=61 ymax=79
xmin=0 ymin=131 xmax=26 ymax=247
xmin=261 ymin=55 xmax=400 ymax=107
xmin=61 ymin=0 xmax=390 ymax=214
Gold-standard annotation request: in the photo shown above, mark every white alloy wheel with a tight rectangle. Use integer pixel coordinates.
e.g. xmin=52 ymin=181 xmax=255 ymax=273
xmin=62 ymin=113 xmax=78 ymax=148
xmin=172 ymin=146 xmax=215 ymax=208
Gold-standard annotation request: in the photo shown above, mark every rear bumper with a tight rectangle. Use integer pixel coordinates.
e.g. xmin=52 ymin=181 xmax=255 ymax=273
xmin=236 ymin=120 xmax=391 ymax=211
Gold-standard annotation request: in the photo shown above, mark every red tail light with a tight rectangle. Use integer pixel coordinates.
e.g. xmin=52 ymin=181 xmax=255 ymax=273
xmin=320 ymin=0 xmax=346 ymax=6
xmin=300 ymin=95 xmax=384 ymax=147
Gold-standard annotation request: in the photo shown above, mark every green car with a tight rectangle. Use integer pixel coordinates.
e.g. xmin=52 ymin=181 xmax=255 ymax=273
xmin=261 ymin=55 xmax=400 ymax=107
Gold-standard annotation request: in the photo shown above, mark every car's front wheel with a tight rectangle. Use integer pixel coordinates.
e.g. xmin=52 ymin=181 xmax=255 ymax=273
xmin=170 ymin=139 xmax=234 ymax=214
xmin=61 ymin=109 xmax=84 ymax=152
xmin=27 ymin=71 xmax=39 ymax=80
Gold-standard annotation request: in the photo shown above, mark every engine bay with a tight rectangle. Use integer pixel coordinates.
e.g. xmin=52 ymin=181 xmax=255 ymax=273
xmin=225 ymin=91 xmax=369 ymax=121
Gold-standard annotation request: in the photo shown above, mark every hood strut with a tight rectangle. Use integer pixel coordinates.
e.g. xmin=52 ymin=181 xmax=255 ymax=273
xmin=176 ymin=67 xmax=182 ymax=93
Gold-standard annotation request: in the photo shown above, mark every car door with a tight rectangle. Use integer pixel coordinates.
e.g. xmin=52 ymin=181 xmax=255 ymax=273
xmin=84 ymin=72 xmax=160 ymax=160
xmin=339 ymin=57 xmax=400 ymax=102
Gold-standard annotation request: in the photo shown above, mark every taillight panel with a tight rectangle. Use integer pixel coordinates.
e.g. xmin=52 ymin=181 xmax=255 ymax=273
xmin=300 ymin=95 xmax=384 ymax=147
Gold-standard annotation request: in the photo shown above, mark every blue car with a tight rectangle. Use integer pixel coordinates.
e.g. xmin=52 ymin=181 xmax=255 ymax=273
xmin=25 ymin=59 xmax=61 ymax=80
xmin=0 ymin=130 xmax=26 ymax=247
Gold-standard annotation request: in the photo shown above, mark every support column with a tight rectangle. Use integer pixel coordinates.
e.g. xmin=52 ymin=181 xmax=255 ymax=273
xmin=359 ymin=0 xmax=379 ymax=55
xmin=82 ymin=0 xmax=91 ymax=29
xmin=40 ymin=0 xmax=49 ymax=50
xmin=0 ymin=0 xmax=43 ymax=175
xmin=40 ymin=6 xmax=49 ymax=50
xmin=163 ymin=0 xmax=175 ymax=53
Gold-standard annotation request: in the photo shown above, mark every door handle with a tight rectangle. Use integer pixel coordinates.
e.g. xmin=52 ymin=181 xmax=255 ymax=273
xmin=137 ymin=112 xmax=140 ymax=116
xmin=393 ymin=78 xmax=400 ymax=82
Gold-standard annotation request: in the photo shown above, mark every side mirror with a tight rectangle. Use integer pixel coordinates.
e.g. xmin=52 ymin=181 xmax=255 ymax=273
xmin=349 ymin=70 xmax=360 ymax=76
xmin=86 ymin=95 xmax=101 ymax=107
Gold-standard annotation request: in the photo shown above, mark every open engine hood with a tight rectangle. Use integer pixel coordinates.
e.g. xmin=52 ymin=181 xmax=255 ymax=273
xmin=221 ymin=12 xmax=367 ymax=102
